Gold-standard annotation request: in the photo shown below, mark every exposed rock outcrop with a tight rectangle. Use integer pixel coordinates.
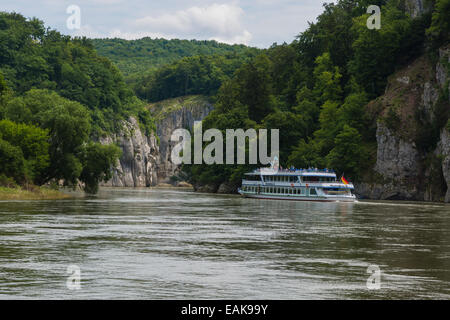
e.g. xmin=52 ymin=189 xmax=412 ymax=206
xmin=436 ymin=46 xmax=450 ymax=102
xmin=359 ymin=45 xmax=450 ymax=202
xmin=404 ymin=0 xmax=431 ymax=18
xmin=437 ymin=129 xmax=450 ymax=202
xmin=150 ymin=96 xmax=213 ymax=183
xmin=99 ymin=117 xmax=159 ymax=187
xmin=375 ymin=125 xmax=421 ymax=180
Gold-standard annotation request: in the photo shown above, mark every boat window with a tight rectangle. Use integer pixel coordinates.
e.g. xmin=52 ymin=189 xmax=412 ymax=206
xmin=310 ymin=189 xmax=317 ymax=195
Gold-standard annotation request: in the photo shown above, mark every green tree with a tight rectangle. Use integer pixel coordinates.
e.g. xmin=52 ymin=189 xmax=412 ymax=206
xmin=0 ymin=72 xmax=11 ymax=117
xmin=314 ymin=100 xmax=342 ymax=155
xmin=348 ymin=1 xmax=427 ymax=96
xmin=262 ymin=110 xmax=305 ymax=162
xmin=326 ymin=125 xmax=363 ymax=179
xmin=337 ymin=91 xmax=370 ymax=135
xmin=0 ymin=119 xmax=50 ymax=182
xmin=3 ymin=90 xmax=91 ymax=185
xmin=427 ymin=0 xmax=450 ymax=48
xmin=0 ymin=138 xmax=26 ymax=183
xmin=288 ymin=139 xmax=323 ymax=169
xmin=313 ymin=52 xmax=343 ymax=104
xmin=234 ymin=54 xmax=274 ymax=122
xmin=79 ymin=143 xmax=122 ymax=194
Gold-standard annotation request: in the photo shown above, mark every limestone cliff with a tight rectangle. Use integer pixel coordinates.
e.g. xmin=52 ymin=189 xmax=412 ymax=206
xmin=437 ymin=129 xmax=450 ymax=202
xmin=149 ymin=95 xmax=213 ymax=183
xmin=404 ymin=0 xmax=432 ymax=18
xmin=357 ymin=45 xmax=450 ymax=201
xmin=100 ymin=95 xmax=213 ymax=187
xmin=99 ymin=116 xmax=159 ymax=187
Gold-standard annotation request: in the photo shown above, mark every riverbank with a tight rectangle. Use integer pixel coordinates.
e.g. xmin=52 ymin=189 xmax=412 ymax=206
xmin=0 ymin=186 xmax=71 ymax=200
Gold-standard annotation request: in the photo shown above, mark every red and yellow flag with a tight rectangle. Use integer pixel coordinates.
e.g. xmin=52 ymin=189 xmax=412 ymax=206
xmin=341 ymin=176 xmax=349 ymax=185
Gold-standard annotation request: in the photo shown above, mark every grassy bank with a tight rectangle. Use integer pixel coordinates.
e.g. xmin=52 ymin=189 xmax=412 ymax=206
xmin=0 ymin=186 xmax=71 ymax=200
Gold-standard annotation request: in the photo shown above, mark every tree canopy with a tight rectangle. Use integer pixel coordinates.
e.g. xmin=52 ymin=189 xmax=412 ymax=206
xmin=180 ymin=0 xmax=446 ymax=189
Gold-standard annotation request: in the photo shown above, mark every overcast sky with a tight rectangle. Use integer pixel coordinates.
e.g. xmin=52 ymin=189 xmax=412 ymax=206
xmin=0 ymin=0 xmax=328 ymax=48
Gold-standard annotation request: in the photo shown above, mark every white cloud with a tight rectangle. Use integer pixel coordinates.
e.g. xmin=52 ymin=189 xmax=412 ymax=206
xmin=132 ymin=3 xmax=252 ymax=45
xmin=3 ymin=0 xmax=328 ymax=48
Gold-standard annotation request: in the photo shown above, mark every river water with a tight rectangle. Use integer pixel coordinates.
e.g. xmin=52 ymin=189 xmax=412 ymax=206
xmin=0 ymin=188 xmax=449 ymax=299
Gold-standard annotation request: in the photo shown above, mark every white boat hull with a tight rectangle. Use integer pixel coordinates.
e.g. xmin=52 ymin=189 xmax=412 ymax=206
xmin=238 ymin=190 xmax=357 ymax=202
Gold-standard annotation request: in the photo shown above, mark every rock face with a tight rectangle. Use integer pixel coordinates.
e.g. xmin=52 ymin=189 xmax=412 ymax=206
xmin=404 ymin=0 xmax=431 ymax=18
xmin=100 ymin=96 xmax=213 ymax=187
xmin=358 ymin=45 xmax=450 ymax=202
xmin=436 ymin=46 xmax=450 ymax=103
xmin=375 ymin=125 xmax=421 ymax=180
xmin=99 ymin=117 xmax=159 ymax=187
xmin=151 ymin=96 xmax=214 ymax=183
xmin=437 ymin=129 xmax=450 ymax=202
xmin=369 ymin=124 xmax=422 ymax=200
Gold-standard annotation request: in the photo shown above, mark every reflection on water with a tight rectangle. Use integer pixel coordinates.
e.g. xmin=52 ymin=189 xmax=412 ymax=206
xmin=0 ymin=188 xmax=449 ymax=299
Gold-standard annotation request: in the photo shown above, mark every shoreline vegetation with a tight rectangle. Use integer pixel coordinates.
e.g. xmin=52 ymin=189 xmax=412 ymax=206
xmin=0 ymin=186 xmax=71 ymax=200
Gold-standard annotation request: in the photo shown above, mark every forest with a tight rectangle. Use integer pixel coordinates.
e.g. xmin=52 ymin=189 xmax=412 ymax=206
xmin=0 ymin=11 xmax=258 ymax=193
xmin=92 ymin=37 xmax=260 ymax=79
xmin=0 ymin=12 xmax=146 ymax=193
xmin=0 ymin=0 xmax=449 ymax=194
xmin=179 ymin=0 xmax=449 ymax=190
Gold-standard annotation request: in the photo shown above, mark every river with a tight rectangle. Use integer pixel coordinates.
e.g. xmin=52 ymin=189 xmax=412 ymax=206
xmin=0 ymin=188 xmax=449 ymax=299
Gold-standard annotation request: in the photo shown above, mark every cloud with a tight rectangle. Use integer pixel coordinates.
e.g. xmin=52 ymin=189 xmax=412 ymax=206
xmin=4 ymin=0 xmax=327 ymax=48
xmin=132 ymin=3 xmax=252 ymax=45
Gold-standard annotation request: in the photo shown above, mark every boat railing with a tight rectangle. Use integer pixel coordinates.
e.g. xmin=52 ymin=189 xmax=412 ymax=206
xmin=254 ymin=168 xmax=335 ymax=173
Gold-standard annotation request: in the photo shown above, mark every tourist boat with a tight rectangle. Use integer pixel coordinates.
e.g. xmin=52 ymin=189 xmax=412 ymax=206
xmin=238 ymin=166 xmax=356 ymax=202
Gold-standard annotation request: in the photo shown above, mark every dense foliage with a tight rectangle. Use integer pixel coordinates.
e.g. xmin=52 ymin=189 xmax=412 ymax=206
xmin=182 ymin=0 xmax=446 ymax=189
xmin=0 ymin=12 xmax=155 ymax=137
xmin=0 ymin=12 xmax=133 ymax=192
xmin=92 ymin=38 xmax=260 ymax=79
xmin=132 ymin=52 xmax=259 ymax=102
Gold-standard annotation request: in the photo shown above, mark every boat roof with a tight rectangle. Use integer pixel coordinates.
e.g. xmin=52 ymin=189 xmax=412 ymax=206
xmin=245 ymin=168 xmax=337 ymax=177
